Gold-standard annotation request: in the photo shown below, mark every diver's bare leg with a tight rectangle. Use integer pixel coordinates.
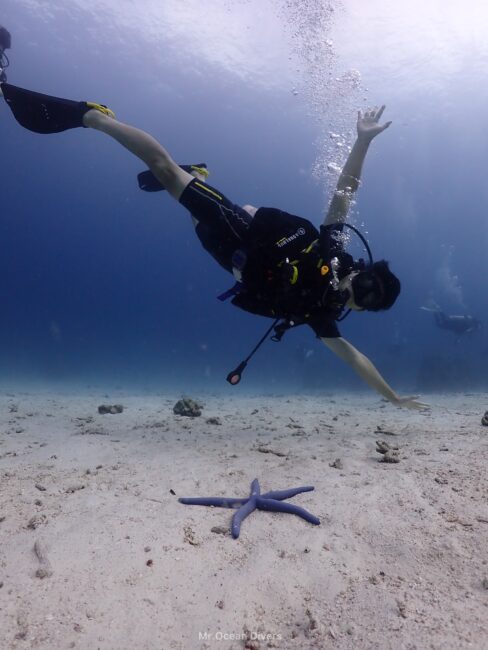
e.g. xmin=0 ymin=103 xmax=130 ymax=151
xmin=242 ymin=204 xmax=258 ymax=217
xmin=82 ymin=110 xmax=193 ymax=200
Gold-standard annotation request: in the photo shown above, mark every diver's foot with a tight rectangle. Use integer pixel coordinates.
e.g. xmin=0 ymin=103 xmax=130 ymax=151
xmin=82 ymin=102 xmax=115 ymax=127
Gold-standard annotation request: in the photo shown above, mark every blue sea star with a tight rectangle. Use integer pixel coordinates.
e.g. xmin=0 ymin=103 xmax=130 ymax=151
xmin=179 ymin=478 xmax=320 ymax=539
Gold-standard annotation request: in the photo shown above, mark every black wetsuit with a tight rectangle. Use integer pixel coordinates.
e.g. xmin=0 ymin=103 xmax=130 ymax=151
xmin=179 ymin=179 xmax=352 ymax=338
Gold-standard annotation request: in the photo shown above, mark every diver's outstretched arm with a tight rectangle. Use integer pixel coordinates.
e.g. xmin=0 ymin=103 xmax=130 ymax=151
xmin=322 ymin=336 xmax=429 ymax=410
xmin=323 ymin=106 xmax=391 ymax=226
xmin=82 ymin=110 xmax=194 ymax=200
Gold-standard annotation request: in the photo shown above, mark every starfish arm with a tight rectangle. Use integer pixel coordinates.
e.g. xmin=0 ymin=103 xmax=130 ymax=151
xmin=250 ymin=479 xmax=261 ymax=497
xmin=179 ymin=497 xmax=248 ymax=508
xmin=256 ymin=497 xmax=320 ymax=525
xmin=231 ymin=496 xmax=258 ymax=539
xmin=261 ymin=486 xmax=315 ymax=501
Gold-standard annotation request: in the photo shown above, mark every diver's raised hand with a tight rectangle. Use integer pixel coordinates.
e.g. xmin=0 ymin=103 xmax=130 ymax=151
xmin=357 ymin=105 xmax=391 ymax=142
xmin=392 ymin=395 xmax=430 ymax=411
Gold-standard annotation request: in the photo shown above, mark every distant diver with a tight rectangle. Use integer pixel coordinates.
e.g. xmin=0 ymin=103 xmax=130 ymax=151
xmin=0 ymin=25 xmax=11 ymax=82
xmin=0 ymin=81 xmax=428 ymax=410
xmin=422 ymin=302 xmax=482 ymax=337
xmin=434 ymin=312 xmax=482 ymax=336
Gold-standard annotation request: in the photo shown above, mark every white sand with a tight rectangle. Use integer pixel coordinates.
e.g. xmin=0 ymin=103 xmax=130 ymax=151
xmin=1 ymin=389 xmax=487 ymax=649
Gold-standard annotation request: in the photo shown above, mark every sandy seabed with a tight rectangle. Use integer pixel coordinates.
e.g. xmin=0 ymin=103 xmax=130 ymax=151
xmin=0 ymin=389 xmax=487 ymax=650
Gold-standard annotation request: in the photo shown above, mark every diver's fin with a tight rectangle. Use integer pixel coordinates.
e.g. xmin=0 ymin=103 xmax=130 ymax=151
xmin=137 ymin=164 xmax=209 ymax=192
xmin=1 ymin=82 xmax=114 ymax=134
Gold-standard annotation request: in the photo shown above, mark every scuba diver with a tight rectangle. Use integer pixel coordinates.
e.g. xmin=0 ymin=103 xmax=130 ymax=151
xmin=434 ymin=312 xmax=482 ymax=336
xmin=0 ymin=81 xmax=428 ymax=410
xmin=0 ymin=25 xmax=11 ymax=83
xmin=422 ymin=302 xmax=482 ymax=339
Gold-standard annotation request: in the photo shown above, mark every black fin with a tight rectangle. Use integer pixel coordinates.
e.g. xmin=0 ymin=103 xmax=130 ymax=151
xmin=137 ymin=164 xmax=207 ymax=192
xmin=2 ymin=82 xmax=89 ymax=133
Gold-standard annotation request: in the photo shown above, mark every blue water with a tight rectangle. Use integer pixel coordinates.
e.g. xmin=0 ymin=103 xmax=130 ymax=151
xmin=1 ymin=1 xmax=487 ymax=394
